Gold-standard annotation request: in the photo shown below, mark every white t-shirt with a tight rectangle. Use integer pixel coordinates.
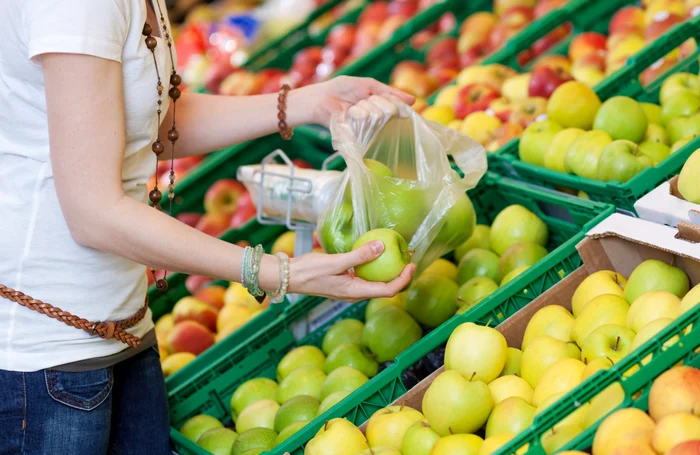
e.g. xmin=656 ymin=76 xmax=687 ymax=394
xmin=0 ymin=0 xmax=174 ymax=371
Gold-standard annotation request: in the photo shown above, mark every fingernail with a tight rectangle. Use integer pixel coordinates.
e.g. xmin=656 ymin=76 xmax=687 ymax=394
xmin=370 ymin=241 xmax=384 ymax=254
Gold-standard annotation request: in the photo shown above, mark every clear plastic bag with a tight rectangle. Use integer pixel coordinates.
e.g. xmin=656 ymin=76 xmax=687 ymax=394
xmin=317 ymin=97 xmax=488 ymax=274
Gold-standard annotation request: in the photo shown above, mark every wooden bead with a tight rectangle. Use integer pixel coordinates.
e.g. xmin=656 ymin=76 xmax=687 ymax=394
xmin=168 ymin=86 xmax=181 ymax=100
xmin=167 ymin=128 xmax=179 ymax=142
xmin=157 ymin=82 xmax=163 ymax=95
xmin=278 ymin=111 xmax=286 ymax=121
xmin=278 ymin=121 xmax=287 ymax=130
xmin=153 ymin=203 xmax=162 ymax=211
xmin=142 ymin=23 xmax=152 ymax=36
xmin=170 ymin=73 xmax=182 ymax=87
xmin=149 ymin=189 xmax=162 ymax=203
xmin=155 ymin=279 xmax=168 ymax=291
xmin=152 ymin=141 xmax=165 ymax=154
xmin=145 ymin=36 xmax=157 ymax=50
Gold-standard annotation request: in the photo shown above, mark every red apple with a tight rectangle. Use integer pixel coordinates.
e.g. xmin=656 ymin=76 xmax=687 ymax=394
xmin=292 ymin=159 xmax=313 ymax=169
xmin=185 ymin=275 xmax=214 ymax=294
xmin=258 ymin=68 xmax=285 ymax=95
xmin=327 ymin=23 xmax=357 ymax=52
xmin=667 ymin=440 xmax=700 ymax=455
xmin=645 ymin=13 xmax=684 ymax=41
xmin=517 ymin=49 xmax=535 ymax=67
xmin=351 ymin=22 xmax=381 ymax=56
xmin=485 ymin=122 xmax=524 ymax=151
xmin=531 ymin=23 xmax=572 ymax=57
xmin=204 ymin=61 xmax=235 ymax=94
xmin=358 ymin=2 xmax=389 ymax=24
xmin=641 ymin=56 xmax=678 ymax=86
xmin=680 ymin=38 xmax=697 ymax=60
xmin=176 ymin=212 xmax=202 ymax=228
xmin=533 ymin=0 xmax=567 ymax=18
xmin=493 ymin=0 xmax=536 ymax=16
xmin=428 ymin=63 xmax=459 ymax=85
xmin=569 ymin=32 xmax=608 ymax=61
xmin=195 ymin=213 xmax=230 ymax=237
xmin=236 ymin=240 xmax=252 ymax=248
xmin=438 ymin=12 xmax=457 ymax=33
xmin=488 ymin=97 xmax=515 ymax=122
xmin=388 ymin=0 xmax=419 ymax=18
xmin=454 ymin=83 xmax=501 ymax=119
xmin=528 ymin=65 xmax=574 ymax=98
xmin=608 ymin=6 xmax=645 ymax=36
xmin=488 ymin=6 xmax=534 ymax=51
xmin=458 ymin=12 xmax=497 ymax=54
xmin=426 ymin=37 xmax=458 ymax=66
xmin=532 ymin=54 xmax=572 ymax=73
xmin=411 ymin=30 xmax=437 ymax=49
xmin=378 ymin=15 xmax=408 ymax=42
xmin=236 ymin=191 xmax=256 ymax=213
xmin=204 ymin=179 xmax=246 ymax=215
xmin=230 ymin=205 xmax=256 ymax=229
xmin=460 ymin=43 xmax=490 ymax=67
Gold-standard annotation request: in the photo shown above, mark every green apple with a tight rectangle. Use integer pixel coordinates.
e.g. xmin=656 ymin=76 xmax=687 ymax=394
xmin=457 ymin=248 xmax=500 ymax=285
xmin=644 ymin=123 xmax=670 ymax=145
xmin=502 ymin=347 xmax=523 ymax=376
xmin=320 ymin=366 xmax=368 ymax=400
xmin=544 ymin=128 xmax=586 ymax=173
xmin=580 ymin=324 xmax=635 ymax=363
xmin=679 ymin=149 xmax=700 ymax=203
xmin=431 ymin=434 xmax=484 ymax=455
xmin=536 ymin=392 xmax=589 ymax=429
xmin=532 ymin=358 xmax=586 ymax=407
xmin=667 ymin=113 xmax=700 ymax=144
xmin=376 ymin=179 xmax=429 ymax=242
xmin=571 ymin=294 xmax=630 ymax=346
xmin=405 ymin=275 xmax=458 ymax=328
xmin=236 ymin=399 xmax=280 ymax=433
xmin=402 ymin=421 xmax=441 ymax=455
xmin=304 ymin=418 xmax=368 ymax=455
xmin=488 ymin=375 xmax=534 ymax=405
xmin=490 ymin=205 xmax=548 ymax=256
xmin=661 ymin=92 xmax=700 ymax=126
xmin=434 ymin=193 xmax=477 ymax=251
xmin=364 ymin=158 xmax=393 ymax=179
xmin=641 ymin=102 xmax=663 ymax=125
xmin=626 ymin=291 xmax=680 ymax=333
xmin=317 ymin=390 xmax=351 ymax=415
xmin=624 ymin=259 xmax=690 ymax=303
xmin=277 ymin=366 xmax=326 ymax=403
xmin=196 ymin=428 xmax=238 ymax=455
xmin=275 ymin=420 xmax=309 ymax=445
xmin=366 ymin=292 xmax=406 ymax=320
xmin=422 ymin=370 xmax=493 ymax=435
xmin=180 ymin=414 xmax=224 ymax=442
xmin=498 ymin=242 xmax=547 ymax=278
xmin=352 ymin=228 xmax=410 ymax=283
xmin=454 ymin=225 xmax=492 ymax=263
xmin=366 ymin=405 xmax=425 ymax=450
xmin=500 ymin=266 xmax=529 ymax=286
xmin=362 ymin=305 xmax=422 ymax=362
xmin=565 ymin=130 xmax=614 ymax=179
xmin=231 ymin=428 xmax=277 ymax=455
xmin=597 ymin=140 xmax=653 ymax=182
xmin=485 ymin=396 xmax=536 ymax=438
xmin=521 ymin=305 xmax=575 ymax=351
xmin=230 ymin=378 xmax=278 ymax=422
xmin=277 ymin=346 xmax=325 ymax=382
xmin=273 ymin=395 xmax=319 ymax=433
xmin=581 ymin=356 xmax=619 ymax=381
xmin=593 ymin=97 xmax=648 ymax=143
xmin=422 ymin=258 xmax=458 ymax=282
xmin=519 ymin=119 xmax=565 ymax=167
xmin=660 ymin=73 xmax=700 ymax=104
xmin=323 ymin=343 xmax=378 ymax=377
xmin=318 ymin=202 xmax=354 ymax=254
xmin=322 ymin=319 xmax=365 ymax=355
xmin=680 ymin=283 xmax=700 ymax=315
xmin=456 ymin=277 xmax=499 ymax=311
xmin=521 ymin=335 xmax=581 ymax=388
xmin=540 ymin=425 xmax=584 ymax=455
xmin=671 ymin=135 xmax=696 ymax=153
xmin=638 ymin=140 xmax=670 ymax=165
xmin=572 ymin=270 xmax=627 ymax=317
xmin=445 ymin=322 xmax=507 ymax=383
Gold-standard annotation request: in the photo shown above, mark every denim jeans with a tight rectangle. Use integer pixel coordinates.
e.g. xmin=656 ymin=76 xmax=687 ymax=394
xmin=0 ymin=346 xmax=171 ymax=454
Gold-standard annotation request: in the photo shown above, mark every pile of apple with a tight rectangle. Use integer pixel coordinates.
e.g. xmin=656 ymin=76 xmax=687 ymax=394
xmin=589 ymin=365 xmax=700 ymax=455
xmin=297 ymin=259 xmax=699 ymax=455
xmin=518 ymin=72 xmax=700 ymax=183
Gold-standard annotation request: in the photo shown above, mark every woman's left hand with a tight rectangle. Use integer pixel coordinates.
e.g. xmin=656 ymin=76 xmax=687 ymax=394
xmin=299 ymin=76 xmax=415 ymax=127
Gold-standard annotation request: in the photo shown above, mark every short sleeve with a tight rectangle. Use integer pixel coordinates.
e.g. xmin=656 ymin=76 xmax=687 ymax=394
xmin=25 ymin=0 xmax=130 ymax=63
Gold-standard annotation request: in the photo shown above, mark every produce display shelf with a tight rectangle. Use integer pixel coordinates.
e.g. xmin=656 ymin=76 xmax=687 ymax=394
xmin=495 ymin=305 xmax=700 ymax=455
xmin=498 ymin=16 xmax=700 ymax=213
xmin=165 ymin=173 xmax=615 ymax=455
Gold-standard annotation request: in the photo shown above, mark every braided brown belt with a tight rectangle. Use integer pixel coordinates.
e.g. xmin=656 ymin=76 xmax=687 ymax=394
xmin=0 ymin=284 xmax=148 ymax=348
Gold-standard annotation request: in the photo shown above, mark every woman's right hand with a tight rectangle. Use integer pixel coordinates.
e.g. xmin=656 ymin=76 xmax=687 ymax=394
xmin=287 ymin=241 xmax=416 ymax=302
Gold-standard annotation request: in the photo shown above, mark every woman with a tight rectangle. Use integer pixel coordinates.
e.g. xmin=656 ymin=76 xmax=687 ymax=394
xmin=0 ymin=0 xmax=415 ymax=453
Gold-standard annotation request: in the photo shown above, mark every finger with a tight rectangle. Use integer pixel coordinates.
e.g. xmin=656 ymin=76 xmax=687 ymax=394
xmin=335 ymin=240 xmax=384 ymax=273
xmin=348 ymin=263 xmax=416 ymax=299
xmin=368 ymin=95 xmax=399 ymax=119
xmin=370 ymin=80 xmax=415 ymax=106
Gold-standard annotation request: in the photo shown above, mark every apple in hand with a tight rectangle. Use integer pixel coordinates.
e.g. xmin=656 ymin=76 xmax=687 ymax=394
xmin=402 ymin=421 xmax=440 ymax=455
xmin=366 ymin=405 xmax=425 ymax=450
xmin=580 ymin=324 xmax=635 ymax=363
xmin=352 ymin=228 xmax=410 ymax=283
xmin=565 ymin=130 xmax=613 ymax=180
xmin=422 ymin=370 xmax=494 ymax=435
xmin=445 ymin=322 xmax=508 ymax=383
xmin=679 ymin=150 xmax=700 ymax=203
xmin=519 ymin=119 xmax=564 ymax=167
xmin=543 ymin=128 xmax=585 ymax=173
xmin=624 ymin=259 xmax=690 ymax=303
xmin=490 ymin=205 xmax=548 ymax=256
xmin=597 ymin=140 xmax=653 ymax=183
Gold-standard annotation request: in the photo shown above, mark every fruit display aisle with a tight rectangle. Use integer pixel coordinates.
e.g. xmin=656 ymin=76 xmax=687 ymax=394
xmin=150 ymin=1 xmax=700 ymax=455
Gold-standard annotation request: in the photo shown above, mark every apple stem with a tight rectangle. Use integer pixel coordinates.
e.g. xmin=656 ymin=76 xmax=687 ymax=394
xmin=400 ymin=404 xmax=405 ymax=412
xmin=606 ymin=356 xmax=614 ymax=364
xmin=614 ymin=336 xmax=621 ymax=352
xmin=470 ymin=371 xmax=477 ymax=381
xmin=325 ymin=421 xmax=329 ymax=431
xmin=485 ymin=318 xmax=493 ymax=328
xmin=633 ymin=144 xmax=640 ymax=156
xmin=448 ymin=427 xmax=454 ymax=435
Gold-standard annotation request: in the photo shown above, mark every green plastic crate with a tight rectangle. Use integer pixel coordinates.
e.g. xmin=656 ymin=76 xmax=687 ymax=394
xmin=494 ymin=306 xmax=700 ymax=455
xmin=498 ymin=16 xmax=700 ymax=213
xmin=166 ymin=173 xmax=615 ymax=455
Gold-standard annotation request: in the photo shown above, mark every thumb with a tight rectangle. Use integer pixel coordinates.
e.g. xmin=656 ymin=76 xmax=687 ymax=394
xmin=337 ymin=240 xmax=384 ymax=272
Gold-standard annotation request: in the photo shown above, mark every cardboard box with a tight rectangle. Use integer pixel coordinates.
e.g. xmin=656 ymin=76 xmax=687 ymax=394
xmin=634 ymin=175 xmax=700 ymax=230
xmin=359 ymin=213 xmax=700 ymax=431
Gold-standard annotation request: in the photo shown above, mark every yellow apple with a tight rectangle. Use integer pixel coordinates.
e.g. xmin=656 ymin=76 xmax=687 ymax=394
xmin=444 ymin=322 xmax=508 ymax=383
xmin=541 ymin=425 xmax=584 ymax=455
xmin=571 ymin=294 xmax=630 ymax=346
xmin=592 ymin=408 xmax=655 ymax=455
xmin=366 ymin=405 xmax=425 ymax=450
xmin=305 ymin=418 xmax=368 ymax=455
xmin=457 ymin=64 xmax=517 ymax=90
xmin=543 ymin=128 xmax=586 ymax=173
xmin=581 ymin=356 xmax=619 ymax=381
xmin=648 ymin=366 xmax=700 ymax=421
xmin=431 ymin=434 xmax=484 ymax=455
xmin=434 ymin=85 xmax=460 ymax=107
xmin=224 ymin=282 xmax=259 ymax=308
xmin=422 ymin=106 xmax=456 ymax=126
xmin=626 ymin=291 xmax=680 ymax=333
xmin=521 ymin=305 xmax=575 ymax=351
xmin=571 ymin=270 xmax=627 ymax=317
xmin=680 ymin=283 xmax=700 ymax=315
xmin=485 ymin=396 xmax=536 ymax=438
xmin=448 ymin=120 xmax=462 ymax=131
xmin=536 ymin=392 xmax=589 ymax=430
xmin=532 ymin=358 xmax=586 ymax=407
xmin=652 ymin=413 xmax=700 ymax=454
xmin=547 ymin=81 xmax=602 ymax=130
xmin=217 ymin=304 xmax=254 ymax=334
xmin=460 ymin=112 xmax=503 ymax=146
xmin=583 ymin=383 xmax=625 ymax=429
xmin=521 ymin=335 xmax=581 ymax=388
xmin=488 ymin=375 xmax=534 ymax=405
xmin=502 ymin=347 xmax=523 ymax=376
xmin=631 ymin=318 xmax=678 ymax=358
xmin=502 ymin=73 xmax=532 ymax=102
xmin=478 ymin=434 xmax=528 ymax=455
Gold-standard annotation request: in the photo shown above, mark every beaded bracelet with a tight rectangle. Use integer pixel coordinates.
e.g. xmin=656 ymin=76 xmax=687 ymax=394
xmin=269 ymin=252 xmax=290 ymax=304
xmin=241 ymin=246 xmax=252 ymax=289
xmin=278 ymin=84 xmax=293 ymax=140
